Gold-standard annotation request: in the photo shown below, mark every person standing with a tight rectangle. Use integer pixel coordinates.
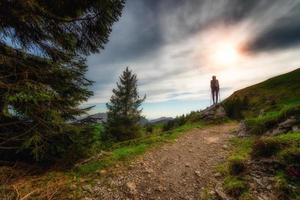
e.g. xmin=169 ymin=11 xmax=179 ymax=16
xmin=210 ymin=76 xmax=220 ymax=105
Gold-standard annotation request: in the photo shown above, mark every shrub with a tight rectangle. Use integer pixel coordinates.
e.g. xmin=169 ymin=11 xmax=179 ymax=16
xmin=145 ymin=124 xmax=154 ymax=134
xmin=279 ymin=148 xmax=300 ymax=165
xmin=223 ymin=176 xmax=247 ymax=197
xmin=274 ymin=173 xmax=297 ymax=199
xmin=251 ymin=138 xmax=282 ymax=158
xmin=228 ymin=156 xmax=246 ymax=175
xmin=279 ymin=148 xmax=300 ymax=180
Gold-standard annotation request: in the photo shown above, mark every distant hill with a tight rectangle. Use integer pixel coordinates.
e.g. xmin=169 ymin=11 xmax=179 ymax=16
xmin=223 ymin=68 xmax=300 ymax=119
xmin=79 ymin=112 xmax=107 ymax=123
xmin=149 ymin=117 xmax=173 ymax=124
xmin=80 ymin=113 xmax=173 ymax=125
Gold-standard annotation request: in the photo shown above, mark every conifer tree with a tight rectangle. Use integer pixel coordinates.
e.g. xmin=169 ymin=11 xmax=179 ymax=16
xmin=0 ymin=0 xmax=124 ymax=161
xmin=106 ymin=67 xmax=146 ymax=141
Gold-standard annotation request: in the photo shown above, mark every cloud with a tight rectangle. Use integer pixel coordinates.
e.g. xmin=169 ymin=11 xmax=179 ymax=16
xmin=247 ymin=3 xmax=300 ymax=52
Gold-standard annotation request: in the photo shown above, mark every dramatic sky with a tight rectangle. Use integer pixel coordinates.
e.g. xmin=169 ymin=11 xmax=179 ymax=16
xmin=85 ymin=0 xmax=300 ymax=119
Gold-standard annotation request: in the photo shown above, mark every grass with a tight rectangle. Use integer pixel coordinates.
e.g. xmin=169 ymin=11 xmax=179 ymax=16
xmin=251 ymin=132 xmax=300 ymax=158
xmin=216 ymin=137 xmax=254 ymax=199
xmin=223 ymin=176 xmax=247 ymax=197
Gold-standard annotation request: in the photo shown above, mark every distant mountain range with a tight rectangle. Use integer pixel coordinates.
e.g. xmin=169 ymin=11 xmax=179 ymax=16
xmin=79 ymin=113 xmax=173 ymax=125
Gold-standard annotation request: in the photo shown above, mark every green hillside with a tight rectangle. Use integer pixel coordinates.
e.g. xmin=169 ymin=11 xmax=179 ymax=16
xmin=223 ymin=68 xmax=300 ymax=119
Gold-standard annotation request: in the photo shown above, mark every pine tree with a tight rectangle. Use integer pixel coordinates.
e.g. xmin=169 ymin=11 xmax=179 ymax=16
xmin=0 ymin=0 xmax=124 ymax=161
xmin=106 ymin=67 xmax=146 ymax=141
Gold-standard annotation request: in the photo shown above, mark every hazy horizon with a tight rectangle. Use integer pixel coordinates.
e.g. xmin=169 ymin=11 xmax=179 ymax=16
xmin=84 ymin=0 xmax=300 ymax=119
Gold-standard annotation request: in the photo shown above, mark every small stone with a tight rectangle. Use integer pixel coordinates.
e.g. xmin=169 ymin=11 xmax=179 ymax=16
xmin=194 ymin=170 xmax=201 ymax=177
xmin=82 ymin=184 xmax=93 ymax=193
xmin=156 ymin=185 xmax=164 ymax=192
xmin=98 ymin=169 xmax=107 ymax=175
xmin=128 ymin=164 xmax=135 ymax=169
xmin=188 ymin=149 xmax=193 ymax=153
xmin=126 ymin=182 xmax=137 ymax=194
xmin=185 ymin=163 xmax=191 ymax=167
xmin=145 ymin=168 xmax=154 ymax=174
xmin=279 ymin=117 xmax=297 ymax=128
xmin=292 ymin=126 xmax=299 ymax=132
xmin=222 ymin=144 xmax=228 ymax=149
xmin=266 ymin=185 xmax=272 ymax=190
xmin=214 ymin=172 xmax=222 ymax=178
xmin=70 ymin=184 xmax=77 ymax=190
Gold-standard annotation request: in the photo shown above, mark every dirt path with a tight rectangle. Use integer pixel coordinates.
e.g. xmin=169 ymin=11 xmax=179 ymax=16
xmin=82 ymin=123 xmax=238 ymax=200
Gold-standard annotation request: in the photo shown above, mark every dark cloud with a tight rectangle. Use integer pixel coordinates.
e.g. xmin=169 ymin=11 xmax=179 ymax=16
xmin=221 ymin=0 xmax=260 ymax=23
xmin=248 ymin=3 xmax=300 ymax=52
xmin=93 ymin=0 xmax=271 ymax=64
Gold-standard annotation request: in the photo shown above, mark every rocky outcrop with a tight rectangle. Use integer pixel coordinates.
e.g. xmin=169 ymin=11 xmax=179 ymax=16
xmin=200 ymin=104 xmax=227 ymax=121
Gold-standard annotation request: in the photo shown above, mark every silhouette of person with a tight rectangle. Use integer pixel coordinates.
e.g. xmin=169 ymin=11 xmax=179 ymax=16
xmin=210 ymin=76 xmax=219 ymax=105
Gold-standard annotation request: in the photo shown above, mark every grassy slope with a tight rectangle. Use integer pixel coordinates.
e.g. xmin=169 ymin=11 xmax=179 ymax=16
xmin=220 ymin=68 xmax=300 ymax=199
xmin=223 ymin=68 xmax=300 ymax=118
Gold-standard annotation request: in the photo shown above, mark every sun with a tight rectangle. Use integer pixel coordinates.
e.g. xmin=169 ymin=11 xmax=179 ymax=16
xmin=214 ymin=43 xmax=239 ymax=65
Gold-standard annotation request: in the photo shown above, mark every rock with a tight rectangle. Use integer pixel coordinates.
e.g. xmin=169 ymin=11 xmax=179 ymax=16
xmin=222 ymin=144 xmax=229 ymax=150
xmin=98 ymin=169 xmax=107 ymax=175
xmin=70 ymin=184 xmax=77 ymax=190
xmin=292 ymin=126 xmax=300 ymax=132
xmin=185 ymin=163 xmax=191 ymax=167
xmin=269 ymin=128 xmax=282 ymax=136
xmin=126 ymin=182 xmax=137 ymax=194
xmin=279 ymin=117 xmax=297 ymax=129
xmin=214 ymin=172 xmax=222 ymax=178
xmin=200 ymin=104 xmax=227 ymax=121
xmin=156 ymin=185 xmax=164 ymax=192
xmin=194 ymin=170 xmax=201 ymax=177
xmin=266 ymin=185 xmax=272 ymax=190
xmin=215 ymin=184 xmax=232 ymax=200
xmin=237 ymin=121 xmax=249 ymax=137
xmin=145 ymin=168 xmax=154 ymax=174
xmin=82 ymin=184 xmax=93 ymax=193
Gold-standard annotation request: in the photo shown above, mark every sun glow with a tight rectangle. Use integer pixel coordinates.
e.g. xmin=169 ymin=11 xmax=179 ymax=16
xmin=213 ymin=42 xmax=240 ymax=65
xmin=197 ymin=25 xmax=248 ymax=69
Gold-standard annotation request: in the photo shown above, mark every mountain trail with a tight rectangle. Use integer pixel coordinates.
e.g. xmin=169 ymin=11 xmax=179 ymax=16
xmin=82 ymin=123 xmax=238 ymax=200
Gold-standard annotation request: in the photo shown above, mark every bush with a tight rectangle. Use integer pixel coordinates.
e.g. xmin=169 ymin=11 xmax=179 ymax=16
xmin=228 ymin=156 xmax=246 ymax=175
xmin=145 ymin=124 xmax=154 ymax=134
xmin=251 ymin=138 xmax=282 ymax=158
xmin=279 ymin=148 xmax=300 ymax=180
xmin=274 ymin=173 xmax=298 ymax=199
xmin=223 ymin=176 xmax=247 ymax=197
xmin=280 ymin=148 xmax=300 ymax=165
xmin=223 ymin=96 xmax=249 ymax=119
